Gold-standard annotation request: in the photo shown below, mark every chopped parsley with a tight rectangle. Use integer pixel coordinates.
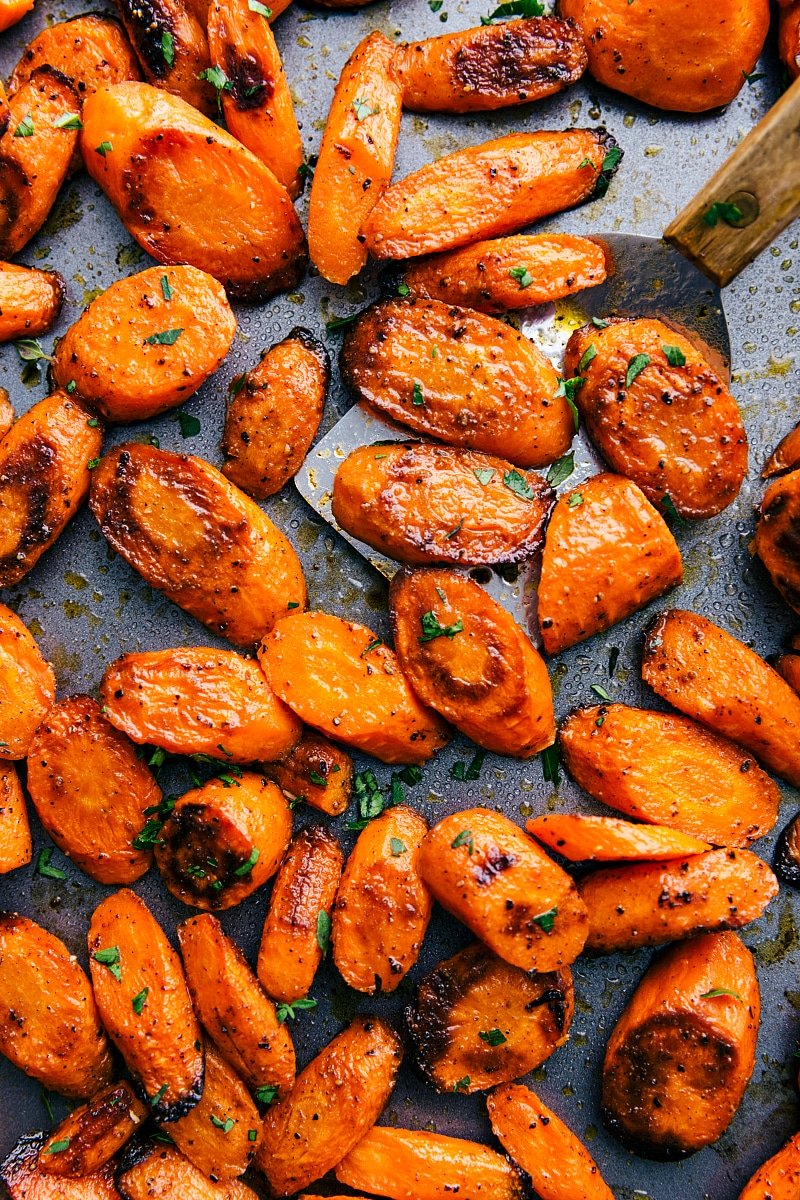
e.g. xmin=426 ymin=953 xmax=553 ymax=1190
xmin=626 ymin=353 xmax=651 ymax=387
xmin=210 ymin=1115 xmax=235 ymax=1133
xmin=474 ymin=467 xmax=495 ymax=486
xmin=45 ymin=1139 xmax=70 ymax=1154
xmin=178 ymin=410 xmax=201 ymax=437
xmin=143 ymin=328 xmax=183 ymax=346
xmin=451 ymin=829 xmax=474 ymax=855
xmin=412 ymin=381 xmax=425 ymax=406
xmin=233 ymin=848 xmax=260 ymax=877
xmin=704 ymin=201 xmax=743 ymax=228
xmin=132 ymin=988 xmax=149 ymax=1015
xmin=451 ymin=749 xmax=485 ymax=781
xmin=390 ymin=837 xmax=407 ymax=856
xmin=546 ymin=452 xmax=574 ymax=488
xmin=55 ymin=113 xmax=82 ymax=130
xmin=352 ymin=97 xmax=379 ymax=120
xmin=503 ymin=468 xmax=535 ymax=501
xmin=92 ymin=946 xmax=122 ymax=982
xmin=316 ymin=910 xmax=331 ymax=955
xmin=36 ymin=847 xmax=66 ymax=881
xmin=276 ymin=998 xmax=317 ymax=1023
xmin=508 ymin=265 xmax=534 ymax=289
xmin=161 ymin=30 xmax=174 ymax=66
xmin=533 ymin=906 xmax=557 ymax=934
xmin=701 ymin=988 xmax=742 ymax=1001
xmin=541 ymin=743 xmax=560 ymax=786
xmin=567 ymin=492 xmax=583 ymax=508
xmin=418 ymin=611 xmax=463 ymax=642
xmin=662 ymin=344 xmax=686 ymax=367
xmin=95 ymin=141 xmax=113 ymax=157
xmin=479 ymin=1028 xmax=507 ymax=1046
xmin=13 ymin=115 xmax=34 ymax=137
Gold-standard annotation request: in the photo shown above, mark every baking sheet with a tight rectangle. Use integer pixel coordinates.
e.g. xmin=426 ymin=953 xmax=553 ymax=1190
xmin=0 ymin=2 xmax=799 ymax=1196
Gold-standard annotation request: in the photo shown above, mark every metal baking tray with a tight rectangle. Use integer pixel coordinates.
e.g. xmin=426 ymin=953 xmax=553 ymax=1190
xmin=0 ymin=2 xmax=799 ymax=1196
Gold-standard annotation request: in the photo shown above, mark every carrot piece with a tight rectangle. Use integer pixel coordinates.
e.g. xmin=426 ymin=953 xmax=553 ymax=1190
xmin=340 ymin=298 xmax=572 ymax=467
xmin=0 ymin=763 xmax=32 ymax=875
xmin=419 ymin=808 xmax=588 ymax=972
xmin=260 ymin=610 xmax=451 ymax=765
xmin=738 ymin=1133 xmax=800 ymax=1199
xmin=755 ymin=469 xmax=800 ymax=613
xmin=361 ymin=129 xmax=620 ymax=260
xmin=179 ymin=912 xmax=296 ymax=1097
xmin=0 ymin=0 xmax=34 ymax=34
xmin=487 ymin=1082 xmax=614 ymax=1200
xmin=393 ymin=17 xmax=587 ymax=113
xmin=559 ymin=702 xmax=780 ymax=846
xmin=538 ymin=474 xmax=682 ymax=654
xmin=527 ymin=814 xmax=711 ymax=862
xmin=117 ymin=1142 xmax=260 ymax=1199
xmin=2 ymin=1132 xmax=118 ymax=1200
xmin=642 ymin=608 xmax=800 ymax=788
xmin=208 ymin=0 xmax=302 ymax=197
xmin=263 ymin=731 xmax=353 ymax=816
xmin=332 ymin=442 xmax=554 ymax=567
xmin=0 ymin=602 xmax=55 ymax=759
xmin=776 ymin=651 xmax=800 ymax=695
xmin=88 ymin=888 xmax=203 ymax=1120
xmin=155 ymin=773 xmax=292 ymax=910
xmin=258 ymin=825 xmax=343 ymax=1002
xmin=0 ymin=389 xmax=13 ymax=438
xmin=405 ymin=942 xmax=573 ymax=1093
xmin=115 ymin=0 xmax=213 ymax=114
xmin=399 ymin=233 xmax=608 ymax=314
xmin=100 ymin=647 xmax=301 ymax=764
xmin=332 ymin=806 xmax=432 ymax=994
xmin=0 ymin=390 xmax=103 ymax=589
xmin=602 ymin=932 xmax=759 ymax=1156
xmin=9 ymin=14 xmax=141 ymax=99
xmin=779 ymin=2 xmax=800 ymax=80
xmin=763 ymin=417 xmax=800 ymax=477
xmin=0 ymin=914 xmax=113 ymax=1099
xmin=0 ymin=262 xmax=64 ymax=342
xmin=166 ymin=1041 xmax=260 ymax=1179
xmin=578 ymin=848 xmax=778 ymax=954
xmin=256 ymin=1016 xmax=403 ymax=1196
xmin=38 ymin=1083 xmax=147 ymax=1177
xmin=308 ymin=33 xmax=403 ymax=284
xmin=335 ymin=1127 xmax=524 ymax=1200
xmin=389 ymin=567 xmax=555 ymax=757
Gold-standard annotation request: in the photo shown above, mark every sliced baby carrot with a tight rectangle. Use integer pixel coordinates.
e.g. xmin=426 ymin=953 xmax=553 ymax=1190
xmin=527 ymin=813 xmax=711 ymax=862
xmin=739 ymin=1132 xmax=800 ymax=1199
xmin=0 ymin=602 xmax=55 ymax=760
xmin=0 ymin=763 xmax=31 ymax=875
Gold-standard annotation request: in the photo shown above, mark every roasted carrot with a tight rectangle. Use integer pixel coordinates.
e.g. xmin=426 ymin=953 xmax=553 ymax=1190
xmin=579 ymin=848 xmax=778 ymax=954
xmin=394 ymin=17 xmax=587 ymax=112
xmin=260 ymin=610 xmax=451 ymax=765
xmin=10 ymin=14 xmax=141 ymax=100
xmin=340 ymin=299 xmax=573 ymax=467
xmin=419 ymin=808 xmax=588 ymax=972
xmin=738 ymin=1133 xmax=800 ymax=1199
xmin=390 ymin=568 xmax=555 ymax=757
xmin=258 ymin=825 xmax=343 ymax=1002
xmin=88 ymin=889 xmax=203 ymax=1119
xmin=117 ymin=1142 xmax=260 ymax=1199
xmin=336 ymin=1127 xmax=524 ymax=1200
xmin=167 ymin=1040 xmax=260 ymax=1179
xmin=779 ymin=2 xmax=800 ymax=80
xmin=100 ymin=647 xmax=301 ymax=764
xmin=2 ymin=1133 xmax=118 ymax=1200
xmin=755 ymin=469 xmax=800 ymax=614
xmin=361 ymin=129 xmax=621 ymax=260
xmin=0 ymin=914 xmax=113 ymax=1099
xmin=776 ymin=650 xmax=800 ymax=695
xmin=398 ymin=233 xmax=608 ymax=314
xmin=487 ymin=1082 xmax=614 ymax=1200
xmin=763 ymin=417 xmax=800 ymax=477
xmin=559 ymin=703 xmax=780 ymax=846
xmin=0 ymin=388 xmax=13 ymax=438
xmin=257 ymin=1017 xmax=403 ymax=1196
xmin=602 ymin=932 xmax=759 ymax=1156
xmin=527 ymin=814 xmax=711 ymax=862
xmin=207 ymin=0 xmax=303 ymax=197
xmin=332 ymin=442 xmax=554 ymax=567
xmin=538 ymin=474 xmax=682 ymax=654
xmin=155 ymin=773 xmax=292 ymax=910
xmin=0 ymin=602 xmax=55 ymax=759
xmin=308 ymin=33 xmax=403 ymax=284
xmin=263 ymin=731 xmax=353 ymax=816
xmin=38 ymin=1083 xmax=147 ymax=1177
xmin=0 ymin=763 xmax=31 ymax=875
xmin=642 ymin=608 xmax=800 ymax=788
xmin=0 ymin=0 xmax=33 ymax=34
xmin=0 ymin=262 xmax=64 ymax=342
xmin=179 ymin=912 xmax=296 ymax=1097
xmin=115 ymin=0 xmax=214 ymax=114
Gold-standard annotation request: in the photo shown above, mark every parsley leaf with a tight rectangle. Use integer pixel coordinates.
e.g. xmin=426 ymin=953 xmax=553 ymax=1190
xmin=591 ymin=683 xmax=611 ymax=701
xmin=418 ymin=611 xmax=463 ymax=643
xmin=92 ymin=946 xmax=122 ymax=982
xmin=451 ymin=829 xmax=474 ymax=855
xmin=45 ymin=1139 xmax=70 ymax=1154
xmin=503 ymin=468 xmax=535 ymax=501
xmin=144 ymin=328 xmax=183 ymax=346
xmin=701 ymin=988 xmax=742 ymax=1001
xmin=481 ymin=0 xmax=543 ymax=23
xmin=95 ymin=141 xmax=112 ymax=157
xmin=662 ymin=344 xmax=686 ymax=367
xmin=15 ymin=338 xmax=50 ymax=362
xmin=178 ymin=410 xmax=201 ymax=437
xmin=479 ymin=1028 xmax=506 ymax=1046
xmin=161 ymin=274 xmax=173 ymax=301
xmin=255 ymin=1085 xmax=278 ymax=1106
xmin=161 ymin=30 xmax=174 ymax=65
xmin=13 ymin=115 xmax=34 ymax=137
xmin=541 ymin=743 xmax=560 ymax=786
xmin=546 ymin=452 xmax=574 ymax=487
xmin=661 ymin=494 xmax=685 ymax=525
xmin=533 ymin=906 xmax=557 ymax=934
xmin=451 ymin=749 xmax=485 ymax=781
xmin=316 ymin=910 xmax=331 ymax=955
xmin=390 ymin=837 xmax=407 ymax=856
xmin=210 ymin=1115 xmax=235 ymax=1133
xmin=325 ymin=312 xmax=359 ymax=332
xmin=35 ymin=847 xmax=66 ymax=880
xmin=249 ymin=0 xmax=272 ymax=14
xmin=352 ymin=97 xmax=378 ymax=120
xmin=412 ymin=381 xmax=425 ymax=406
xmin=474 ymin=467 xmax=495 ymax=486
xmin=626 ymin=353 xmax=651 ymax=387
xmin=578 ymin=344 xmax=597 ymax=372
xmin=55 ymin=113 xmax=82 ymax=130
xmin=233 ymin=848 xmax=260 ymax=876
xmin=704 ymin=201 xmax=743 ymax=227
xmin=453 ymin=1075 xmax=471 ymax=1092
xmin=508 ymin=265 xmax=534 ymax=289
xmin=276 ymin=998 xmax=317 ymax=1023
xmin=567 ymin=492 xmax=583 ymax=508
xmin=132 ymin=988 xmax=149 ymax=1015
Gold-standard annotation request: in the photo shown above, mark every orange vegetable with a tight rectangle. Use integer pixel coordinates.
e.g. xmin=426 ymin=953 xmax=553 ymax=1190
xmin=10 ymin=15 xmax=141 ymax=100
xmin=336 ymin=1127 xmax=524 ymax=1200
xmin=394 ymin=17 xmax=587 ymax=112
xmin=258 ymin=825 xmax=343 ymax=1002
xmin=89 ymin=443 xmax=307 ymax=646
xmin=0 ymin=763 xmax=31 ymax=875
xmin=559 ymin=703 xmax=780 ymax=846
xmin=487 ymin=1083 xmax=614 ymax=1200
xmin=308 ymin=33 xmax=403 ymax=284
xmin=332 ymin=442 xmax=554 ymax=567
xmin=38 ymin=1082 xmax=147 ymax=1177
xmin=558 ymin=0 xmax=770 ymax=111
xmin=405 ymin=942 xmax=573 ymax=1093
xmin=738 ymin=1133 xmax=800 ymax=1199
xmin=340 ymin=298 xmax=572 ymax=467
xmin=602 ymin=932 xmax=759 ymax=1156
xmin=579 ymin=848 xmax=778 ymax=954
xmin=257 ymin=1016 xmax=403 ymax=1196
xmin=0 ymin=914 xmax=113 ymax=1099
xmin=779 ymin=2 xmax=800 ymax=80
xmin=207 ymin=0 xmax=303 ymax=197
xmin=51 ymin=265 xmax=236 ymax=423
xmin=419 ymin=808 xmax=588 ymax=972
xmin=221 ymin=328 xmax=329 ymax=499
xmin=755 ymin=468 xmax=800 ymax=614
xmin=0 ymin=389 xmax=13 ymax=439
xmin=642 ymin=608 xmax=800 ymax=788
xmin=563 ymin=317 xmax=747 ymax=518
xmin=527 ymin=813 xmax=711 ymax=862
xmin=117 ymin=1142 xmax=260 ymax=1199
xmin=0 ymin=0 xmax=34 ymax=34
xmin=0 ymin=262 xmax=64 ymax=342
xmin=776 ymin=650 xmax=800 ymax=695
xmin=260 ymin=610 xmax=451 ymax=765
xmin=0 ymin=601 xmax=55 ymax=759
xmin=81 ymin=82 xmax=307 ymax=301
xmin=179 ymin=912 xmax=296 ymax=1096
xmin=538 ymin=473 xmax=682 ymax=654
xmin=167 ymin=1040 xmax=260 ymax=1179
xmin=0 ymin=390 xmax=102 ymax=588
xmin=399 ymin=233 xmax=608 ymax=314
xmin=361 ymin=129 xmax=620 ymax=260
xmin=115 ymin=0 xmax=213 ymax=114
xmin=100 ymin=647 xmax=301 ymax=764
xmin=88 ymin=888 xmax=203 ymax=1119
xmin=155 ymin=773 xmax=292 ymax=910
xmin=1 ymin=1133 xmax=118 ymax=1200
xmin=332 ymin=806 xmax=431 ymax=994
xmin=763 ymin=417 xmax=800 ymax=478
xmin=390 ymin=567 xmax=555 ymax=757
xmin=263 ymin=731 xmax=353 ymax=816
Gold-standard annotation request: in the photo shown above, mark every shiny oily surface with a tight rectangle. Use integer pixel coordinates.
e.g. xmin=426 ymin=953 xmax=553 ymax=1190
xmin=0 ymin=3 xmax=797 ymax=1199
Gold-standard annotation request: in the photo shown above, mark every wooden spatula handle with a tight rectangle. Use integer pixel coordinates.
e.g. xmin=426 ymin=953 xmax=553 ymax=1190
xmin=664 ymin=76 xmax=800 ymax=288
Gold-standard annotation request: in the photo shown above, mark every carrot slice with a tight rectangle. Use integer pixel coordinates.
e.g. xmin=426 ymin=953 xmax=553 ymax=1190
xmin=738 ymin=1132 xmax=800 ymax=1199
xmin=2 ymin=1132 xmax=118 ymax=1200
xmin=756 ymin=468 xmax=800 ymax=614
xmin=117 ymin=1142 xmax=260 ymax=1199
xmin=0 ymin=262 xmax=64 ymax=342
xmin=166 ymin=1040 xmax=260 ymax=1179
xmin=9 ymin=14 xmax=141 ymax=99
xmin=0 ymin=602 xmax=55 ymax=760
xmin=0 ymin=0 xmax=34 ymax=34
xmin=779 ymin=1 xmax=800 ymax=80
xmin=776 ymin=651 xmax=800 ymax=695
xmin=38 ymin=1082 xmax=147 ymax=1177
xmin=763 ymin=417 xmax=800 ymax=477
xmin=0 ymin=763 xmax=31 ymax=875
xmin=527 ymin=814 xmax=711 ymax=862
xmin=263 ymin=731 xmax=353 ymax=816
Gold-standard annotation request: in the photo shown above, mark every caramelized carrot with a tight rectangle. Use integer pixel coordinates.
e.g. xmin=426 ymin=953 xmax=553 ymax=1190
xmin=0 ymin=0 xmax=34 ymax=34
xmin=738 ymin=1133 xmax=800 ymax=1199
xmin=755 ymin=469 xmax=800 ymax=614
xmin=167 ymin=1040 xmax=260 ymax=1179
xmin=38 ymin=1083 xmax=147 ymax=1177
xmin=779 ymin=2 xmax=800 ymax=80
xmin=2 ymin=1132 xmax=118 ymax=1199
xmin=263 ymin=731 xmax=353 ymax=816
xmin=9 ymin=14 xmax=141 ymax=100
xmin=527 ymin=814 xmax=711 ymax=862
xmin=763 ymin=417 xmax=800 ymax=477
xmin=776 ymin=651 xmax=800 ymax=695
xmin=114 ymin=0 xmax=214 ymax=114
xmin=117 ymin=1141 xmax=260 ymax=1199
xmin=0 ymin=602 xmax=55 ymax=759
xmin=0 ymin=763 xmax=32 ymax=875
xmin=0 ymin=262 xmax=64 ymax=342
